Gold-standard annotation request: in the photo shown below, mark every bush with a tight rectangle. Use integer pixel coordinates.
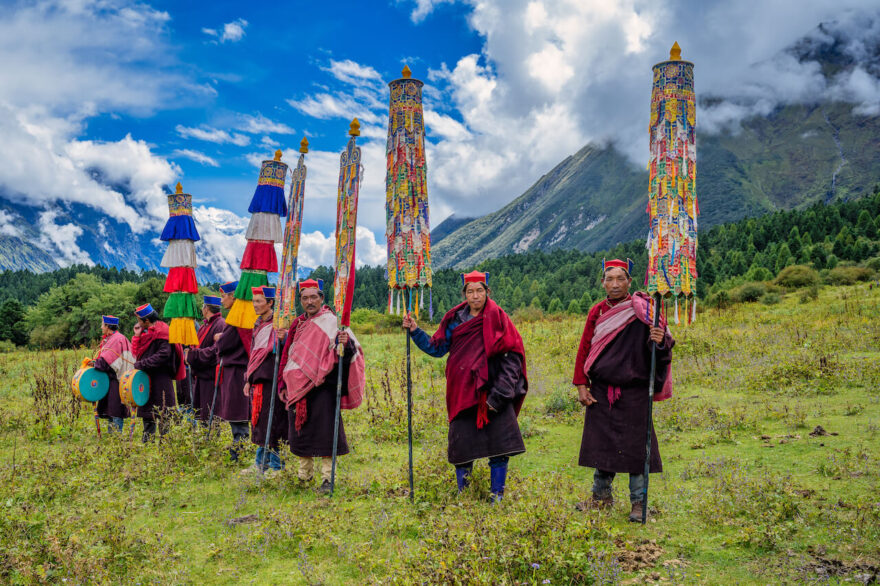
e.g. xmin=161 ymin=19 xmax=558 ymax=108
xmin=775 ymin=265 xmax=820 ymax=288
xmin=544 ymin=387 xmax=580 ymax=415
xmin=866 ymin=257 xmax=880 ymax=273
xmin=760 ymin=292 xmax=781 ymax=305
xmin=566 ymin=299 xmax=581 ymax=314
xmin=732 ymin=282 xmax=766 ymax=303
xmin=826 ymin=266 xmax=874 ymax=285
xmin=799 ymin=284 xmax=819 ymax=303
xmin=745 ymin=266 xmax=773 ymax=282
xmin=706 ymin=290 xmax=730 ymax=308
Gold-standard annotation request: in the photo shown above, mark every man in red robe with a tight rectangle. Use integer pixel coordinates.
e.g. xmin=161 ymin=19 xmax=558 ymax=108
xmin=573 ymin=259 xmax=674 ymax=521
xmin=213 ymin=281 xmax=252 ymax=461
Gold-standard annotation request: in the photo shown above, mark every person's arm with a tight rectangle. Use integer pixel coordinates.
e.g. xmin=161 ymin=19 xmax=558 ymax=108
xmin=134 ymin=340 xmax=172 ymax=372
xmin=93 ymin=356 xmax=112 ymax=373
xmin=486 ymin=352 xmax=523 ymax=411
xmin=402 ymin=313 xmax=451 ymax=358
xmin=572 ymin=312 xmax=594 ymax=386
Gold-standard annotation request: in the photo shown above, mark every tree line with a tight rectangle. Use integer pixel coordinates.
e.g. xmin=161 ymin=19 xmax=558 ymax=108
xmin=8 ymin=185 xmax=880 ymax=348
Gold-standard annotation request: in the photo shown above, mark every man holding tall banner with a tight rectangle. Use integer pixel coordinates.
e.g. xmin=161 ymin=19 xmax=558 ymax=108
xmin=280 ymin=279 xmax=364 ymax=494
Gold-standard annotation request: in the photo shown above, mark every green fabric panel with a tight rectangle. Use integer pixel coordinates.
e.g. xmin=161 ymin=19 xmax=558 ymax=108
xmin=234 ymin=271 xmax=270 ymax=300
xmin=163 ymin=292 xmax=200 ymax=319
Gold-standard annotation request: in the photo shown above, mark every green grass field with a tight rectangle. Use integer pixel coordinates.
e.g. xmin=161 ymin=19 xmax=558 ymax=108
xmin=1 ymin=285 xmax=879 ymax=584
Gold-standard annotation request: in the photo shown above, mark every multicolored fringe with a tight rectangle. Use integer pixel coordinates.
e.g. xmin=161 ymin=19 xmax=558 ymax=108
xmin=227 ymin=151 xmax=287 ymax=329
xmin=160 ymin=183 xmax=200 ymax=344
xmin=385 ymin=66 xmax=432 ymax=315
xmin=645 ymin=43 xmax=698 ymax=322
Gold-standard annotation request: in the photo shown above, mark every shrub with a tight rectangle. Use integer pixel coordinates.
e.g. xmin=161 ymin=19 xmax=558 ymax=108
xmin=774 ymin=265 xmax=820 ymax=288
xmin=826 ymin=266 xmax=873 ymax=285
xmin=866 ymin=256 xmax=880 ymax=272
xmin=760 ymin=292 xmax=781 ymax=305
xmin=745 ymin=266 xmax=773 ymax=282
xmin=732 ymin=282 xmax=766 ymax=303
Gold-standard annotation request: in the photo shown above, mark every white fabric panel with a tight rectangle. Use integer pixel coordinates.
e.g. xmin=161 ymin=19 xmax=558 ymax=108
xmin=161 ymin=239 xmax=197 ymax=268
xmin=246 ymin=212 xmax=283 ymax=242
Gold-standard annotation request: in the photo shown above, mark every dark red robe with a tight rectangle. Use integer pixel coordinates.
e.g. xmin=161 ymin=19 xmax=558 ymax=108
xmin=186 ymin=313 xmax=226 ymax=421
xmin=214 ymin=323 xmax=251 ymax=422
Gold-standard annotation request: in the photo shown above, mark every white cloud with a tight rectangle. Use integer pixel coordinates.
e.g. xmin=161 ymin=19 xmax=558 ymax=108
xmin=37 ymin=210 xmax=93 ymax=267
xmin=236 ymin=113 xmax=295 ymax=135
xmin=261 ymin=136 xmax=281 ymax=148
xmin=175 ymin=125 xmax=251 ymax=146
xmin=287 ymin=93 xmax=383 ymax=125
xmin=0 ymin=210 xmax=22 ymax=238
xmin=203 ymin=18 xmax=248 ymax=43
xmin=298 ymin=226 xmax=386 ymax=268
xmin=172 ymin=149 xmax=220 ymax=167
xmin=410 ymin=0 xmax=457 ymax=23
xmin=324 ymin=59 xmax=383 ymax=86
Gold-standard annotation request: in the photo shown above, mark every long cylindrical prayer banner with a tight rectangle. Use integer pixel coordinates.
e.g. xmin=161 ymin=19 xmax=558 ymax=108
xmin=334 ymin=120 xmax=362 ymax=328
xmin=386 ymin=65 xmax=432 ymax=315
xmin=275 ymin=138 xmax=309 ymax=331
xmin=646 ymin=42 xmax=698 ymax=313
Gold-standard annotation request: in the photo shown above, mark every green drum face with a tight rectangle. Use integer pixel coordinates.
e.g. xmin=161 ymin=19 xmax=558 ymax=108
xmin=126 ymin=369 xmax=150 ymax=407
xmin=73 ymin=367 xmax=110 ymax=402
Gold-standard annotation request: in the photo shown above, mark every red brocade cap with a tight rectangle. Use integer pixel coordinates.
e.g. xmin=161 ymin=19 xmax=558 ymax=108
xmin=461 ymin=270 xmax=489 ymax=286
xmin=297 ymin=278 xmax=324 ymax=292
xmin=602 ymin=258 xmax=634 ymax=275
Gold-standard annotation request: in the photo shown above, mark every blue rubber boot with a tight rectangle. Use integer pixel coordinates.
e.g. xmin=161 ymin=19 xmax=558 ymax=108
xmin=455 ymin=465 xmax=472 ymax=492
xmin=489 ymin=459 xmax=509 ymax=503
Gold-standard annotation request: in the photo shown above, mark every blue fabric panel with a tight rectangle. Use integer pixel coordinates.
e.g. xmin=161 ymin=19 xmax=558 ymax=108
xmin=160 ymin=215 xmax=201 ymax=242
xmin=247 ymin=184 xmax=288 ymax=216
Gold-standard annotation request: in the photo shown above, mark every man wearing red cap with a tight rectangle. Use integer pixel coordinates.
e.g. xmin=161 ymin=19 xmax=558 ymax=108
xmin=572 ymin=259 xmax=674 ymax=521
xmin=242 ymin=286 xmax=288 ymax=476
xmin=280 ymin=278 xmax=365 ymax=495
xmin=403 ymin=270 xmax=528 ymax=502
xmin=213 ymin=281 xmax=252 ymax=460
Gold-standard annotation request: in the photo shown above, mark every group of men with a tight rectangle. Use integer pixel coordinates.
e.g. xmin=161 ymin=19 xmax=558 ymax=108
xmin=94 ymin=278 xmax=364 ymax=494
xmin=91 ymin=260 xmax=674 ymax=518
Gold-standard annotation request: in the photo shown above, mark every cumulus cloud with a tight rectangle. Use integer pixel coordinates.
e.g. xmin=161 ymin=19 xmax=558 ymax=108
xmin=175 ymin=125 xmax=251 ymax=146
xmin=202 ymin=18 xmax=248 ymax=43
xmin=172 ymin=149 xmax=220 ymax=167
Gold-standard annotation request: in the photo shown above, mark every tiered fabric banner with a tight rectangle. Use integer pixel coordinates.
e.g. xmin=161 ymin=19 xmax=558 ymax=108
xmin=333 ymin=120 xmax=362 ymax=328
xmin=646 ymin=42 xmax=698 ymax=323
xmin=385 ymin=65 xmax=432 ymax=318
xmin=275 ymin=138 xmax=309 ymax=330
xmin=161 ymin=182 xmax=200 ymax=344
xmin=227 ymin=150 xmax=288 ymax=329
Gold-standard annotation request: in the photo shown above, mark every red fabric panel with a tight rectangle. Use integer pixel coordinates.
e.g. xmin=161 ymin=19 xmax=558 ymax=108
xmin=240 ymin=240 xmax=278 ymax=272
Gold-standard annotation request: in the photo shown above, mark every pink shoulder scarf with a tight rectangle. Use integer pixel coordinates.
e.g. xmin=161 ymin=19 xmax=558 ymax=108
xmin=582 ymin=291 xmax=673 ymax=404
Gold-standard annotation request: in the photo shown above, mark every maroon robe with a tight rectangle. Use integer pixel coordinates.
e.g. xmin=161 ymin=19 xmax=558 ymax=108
xmin=247 ymin=315 xmax=287 ymax=448
xmin=186 ymin=313 xmax=226 ymax=421
xmin=413 ymin=302 xmax=528 ymax=464
xmin=133 ymin=337 xmax=178 ymax=420
xmin=578 ymin=316 xmax=674 ymax=473
xmin=215 ymin=323 xmax=250 ymax=422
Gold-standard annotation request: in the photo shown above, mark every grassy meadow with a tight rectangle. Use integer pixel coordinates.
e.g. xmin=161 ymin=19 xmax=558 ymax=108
xmin=1 ymin=284 xmax=879 ymax=584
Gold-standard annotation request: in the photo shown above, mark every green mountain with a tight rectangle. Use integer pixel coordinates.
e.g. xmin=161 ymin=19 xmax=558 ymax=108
xmin=432 ymin=101 xmax=880 ymax=268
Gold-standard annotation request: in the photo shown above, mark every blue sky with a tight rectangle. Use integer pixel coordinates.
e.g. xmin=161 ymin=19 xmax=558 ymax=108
xmin=1 ymin=0 xmax=878 ymax=277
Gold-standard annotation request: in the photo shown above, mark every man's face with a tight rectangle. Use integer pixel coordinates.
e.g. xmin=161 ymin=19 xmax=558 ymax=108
xmin=201 ymin=304 xmax=212 ymax=320
xmin=101 ymin=323 xmax=110 ymax=336
xmin=220 ymin=291 xmax=235 ymax=309
xmin=300 ymin=288 xmax=322 ymax=317
xmin=602 ymin=267 xmax=631 ymax=300
xmin=464 ymin=282 xmax=488 ymax=313
xmin=252 ymin=294 xmax=270 ymax=316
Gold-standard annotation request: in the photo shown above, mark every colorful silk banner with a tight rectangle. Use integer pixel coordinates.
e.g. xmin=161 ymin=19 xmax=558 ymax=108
xmin=275 ymin=138 xmax=309 ymax=330
xmin=160 ymin=182 xmax=199 ymax=345
xmin=385 ymin=65 xmax=432 ymax=309
xmin=333 ymin=120 xmax=362 ymax=327
xmin=646 ymin=42 xmax=698 ymax=322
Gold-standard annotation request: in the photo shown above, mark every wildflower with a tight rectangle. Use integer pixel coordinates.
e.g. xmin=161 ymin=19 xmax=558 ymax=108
xmin=543 ymin=581 xmax=551 ymax=584
xmin=531 ymin=563 xmax=540 ymax=569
